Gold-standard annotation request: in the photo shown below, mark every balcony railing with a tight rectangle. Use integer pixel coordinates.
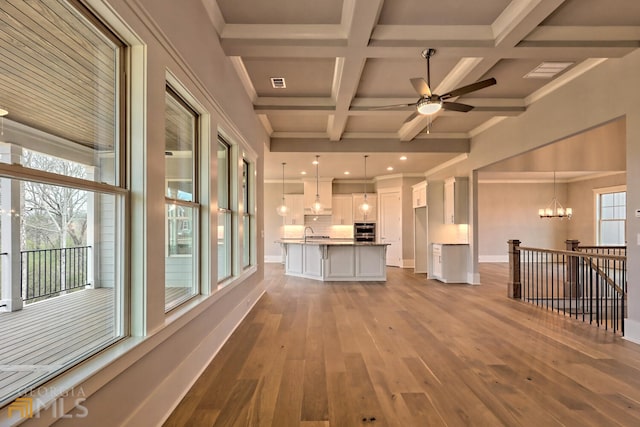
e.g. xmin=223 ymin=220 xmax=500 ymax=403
xmin=508 ymin=240 xmax=627 ymax=335
xmin=21 ymin=246 xmax=91 ymax=303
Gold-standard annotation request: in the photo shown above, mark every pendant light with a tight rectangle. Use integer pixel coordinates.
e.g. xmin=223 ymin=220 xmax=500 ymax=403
xmin=538 ymin=171 xmax=572 ymax=219
xmin=358 ymin=155 xmax=371 ymax=218
xmin=310 ymin=155 xmax=323 ymax=214
xmin=276 ymin=162 xmax=289 ymax=216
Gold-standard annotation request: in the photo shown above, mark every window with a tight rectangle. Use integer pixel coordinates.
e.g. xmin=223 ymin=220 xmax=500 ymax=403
xmin=0 ymin=1 xmax=125 ymax=406
xmin=242 ymin=159 xmax=252 ymax=269
xmin=596 ymin=187 xmax=626 ymax=245
xmin=218 ymin=138 xmax=232 ymax=281
xmin=165 ymin=88 xmax=199 ymax=310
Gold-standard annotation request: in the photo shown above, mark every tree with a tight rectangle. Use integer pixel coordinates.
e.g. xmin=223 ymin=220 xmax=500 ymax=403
xmin=21 ymin=150 xmax=88 ymax=250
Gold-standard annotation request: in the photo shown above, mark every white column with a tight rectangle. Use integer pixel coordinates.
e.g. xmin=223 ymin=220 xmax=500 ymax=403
xmin=0 ymin=143 xmax=23 ymax=311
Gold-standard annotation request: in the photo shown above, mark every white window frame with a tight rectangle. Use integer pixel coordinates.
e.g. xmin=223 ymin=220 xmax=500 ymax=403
xmin=594 ymin=185 xmax=627 ymax=245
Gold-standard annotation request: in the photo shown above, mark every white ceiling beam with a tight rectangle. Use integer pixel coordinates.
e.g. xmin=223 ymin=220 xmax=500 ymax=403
xmin=229 ymin=57 xmax=257 ymax=103
xmin=524 ymin=26 xmax=640 ymax=43
xmin=492 ymin=0 xmax=565 ymax=47
xmin=270 ymin=137 xmax=470 ymax=153
xmin=327 ymin=0 xmax=384 ymax=141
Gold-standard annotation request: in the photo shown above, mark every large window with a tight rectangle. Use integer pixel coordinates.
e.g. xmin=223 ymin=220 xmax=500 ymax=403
xmin=165 ymin=88 xmax=199 ymax=311
xmin=242 ymin=158 xmax=252 ymax=269
xmin=0 ymin=1 xmax=125 ymax=406
xmin=596 ymin=187 xmax=626 ymax=245
xmin=218 ymin=138 xmax=232 ymax=281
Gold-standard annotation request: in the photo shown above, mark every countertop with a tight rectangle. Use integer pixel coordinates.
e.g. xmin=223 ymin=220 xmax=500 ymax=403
xmin=278 ymin=239 xmax=390 ymax=246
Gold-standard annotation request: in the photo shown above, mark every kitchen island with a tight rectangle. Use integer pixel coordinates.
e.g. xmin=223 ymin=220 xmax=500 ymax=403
xmin=279 ymin=240 xmax=389 ymax=281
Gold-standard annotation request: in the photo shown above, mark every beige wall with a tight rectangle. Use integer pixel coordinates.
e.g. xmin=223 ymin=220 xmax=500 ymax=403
xmin=478 ymin=182 xmax=569 ymax=259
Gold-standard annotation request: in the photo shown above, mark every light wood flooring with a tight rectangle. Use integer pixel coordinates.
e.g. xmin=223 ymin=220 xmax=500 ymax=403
xmin=165 ymin=263 xmax=640 ymax=426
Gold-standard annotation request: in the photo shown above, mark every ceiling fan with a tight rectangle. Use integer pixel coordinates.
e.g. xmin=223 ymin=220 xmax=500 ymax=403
xmin=374 ymin=48 xmax=497 ymax=123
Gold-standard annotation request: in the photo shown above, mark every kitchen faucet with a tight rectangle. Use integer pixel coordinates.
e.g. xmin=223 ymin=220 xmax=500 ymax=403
xmin=303 ymin=226 xmax=314 ymax=242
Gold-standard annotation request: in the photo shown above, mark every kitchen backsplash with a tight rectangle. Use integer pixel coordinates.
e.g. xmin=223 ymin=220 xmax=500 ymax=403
xmin=281 ymin=215 xmax=354 ymax=239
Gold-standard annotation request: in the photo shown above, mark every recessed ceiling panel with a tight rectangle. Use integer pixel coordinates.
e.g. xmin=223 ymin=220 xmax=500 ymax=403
xmin=243 ymin=58 xmax=335 ymax=97
xmin=426 ymin=113 xmax=497 ymax=133
xmin=357 ymin=57 xmax=458 ymax=98
xmin=268 ymin=114 xmax=327 ymax=132
xmin=217 ymin=0 xmax=343 ymax=24
xmin=541 ymin=0 xmax=640 ymax=26
xmin=378 ymin=0 xmax=511 ymax=25
xmin=345 ymin=115 xmax=408 ymax=133
xmin=472 ymin=59 xmax=577 ymax=99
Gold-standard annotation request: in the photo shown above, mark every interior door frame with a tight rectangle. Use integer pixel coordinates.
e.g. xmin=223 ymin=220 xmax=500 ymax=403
xmin=377 ymin=187 xmax=403 ymax=267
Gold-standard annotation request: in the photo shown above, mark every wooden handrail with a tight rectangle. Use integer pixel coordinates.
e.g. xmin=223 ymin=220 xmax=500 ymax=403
xmin=517 ymin=246 xmax=626 ymax=261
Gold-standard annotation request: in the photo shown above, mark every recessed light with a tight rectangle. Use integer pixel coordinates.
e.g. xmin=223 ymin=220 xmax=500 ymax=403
xmin=399 ymin=156 xmax=407 ymax=161
xmin=344 ymin=171 xmax=350 ymax=175
xmin=301 ymin=171 xmax=307 ymax=175
xmin=387 ymin=166 xmax=393 ymax=171
xmin=312 ymin=160 xmax=319 ymax=165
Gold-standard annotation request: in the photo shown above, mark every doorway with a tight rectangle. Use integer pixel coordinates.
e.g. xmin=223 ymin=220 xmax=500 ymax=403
xmin=379 ymin=189 xmax=402 ymax=266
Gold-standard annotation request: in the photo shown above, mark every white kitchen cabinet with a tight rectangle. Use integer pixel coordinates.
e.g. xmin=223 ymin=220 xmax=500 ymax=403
xmin=332 ymin=194 xmax=353 ymax=225
xmin=304 ymin=178 xmax=332 ymax=213
xmin=412 ymin=181 xmax=427 ymax=208
xmin=431 ymin=243 xmax=469 ymax=283
xmin=352 ymin=193 xmax=377 ymax=222
xmin=283 ymin=194 xmax=304 ymax=225
xmin=443 ymin=177 xmax=468 ymax=224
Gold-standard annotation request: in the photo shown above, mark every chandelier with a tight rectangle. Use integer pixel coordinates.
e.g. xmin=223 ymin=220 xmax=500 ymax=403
xmin=358 ymin=155 xmax=371 ymax=217
xmin=310 ymin=155 xmax=324 ymax=214
xmin=539 ymin=171 xmax=572 ymax=219
xmin=276 ymin=162 xmax=289 ymax=216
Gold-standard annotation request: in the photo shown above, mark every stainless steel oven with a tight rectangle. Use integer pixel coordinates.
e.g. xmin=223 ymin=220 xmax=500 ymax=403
xmin=354 ymin=222 xmax=376 ymax=242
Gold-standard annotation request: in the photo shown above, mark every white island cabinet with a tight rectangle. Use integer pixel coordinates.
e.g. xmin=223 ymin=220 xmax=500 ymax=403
xmin=281 ymin=241 xmax=389 ymax=281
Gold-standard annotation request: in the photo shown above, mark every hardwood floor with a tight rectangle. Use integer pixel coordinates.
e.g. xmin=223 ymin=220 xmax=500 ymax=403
xmin=164 ymin=264 xmax=640 ymax=426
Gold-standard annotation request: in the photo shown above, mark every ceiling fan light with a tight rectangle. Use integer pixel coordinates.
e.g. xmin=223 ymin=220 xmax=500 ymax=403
xmin=416 ymin=98 xmax=441 ymax=115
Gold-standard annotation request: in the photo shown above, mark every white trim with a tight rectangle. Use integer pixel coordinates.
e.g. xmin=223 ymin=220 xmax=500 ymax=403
xmin=139 ymin=284 xmax=265 ymax=426
xmin=264 ymin=255 xmax=284 ymax=263
xmin=479 ymin=255 xmax=509 ymax=263
xmin=425 ymin=153 xmax=469 ymax=178
xmin=467 ymin=272 xmax=481 ymax=285
xmin=402 ymin=259 xmax=415 ymax=268
xmin=624 ymin=318 xmax=640 ymax=346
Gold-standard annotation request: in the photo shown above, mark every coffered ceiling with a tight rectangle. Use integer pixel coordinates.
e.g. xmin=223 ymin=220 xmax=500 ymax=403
xmin=208 ymin=0 xmax=639 ymax=180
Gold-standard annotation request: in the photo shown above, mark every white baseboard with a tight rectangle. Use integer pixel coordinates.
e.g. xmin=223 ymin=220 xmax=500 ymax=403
xmin=402 ymin=259 xmax=415 ymax=268
xmin=624 ymin=318 xmax=640 ymax=346
xmin=132 ymin=284 xmax=266 ymax=427
xmin=479 ymin=255 xmax=508 ymax=263
xmin=264 ymin=255 xmax=284 ymax=263
xmin=467 ymin=272 xmax=481 ymax=285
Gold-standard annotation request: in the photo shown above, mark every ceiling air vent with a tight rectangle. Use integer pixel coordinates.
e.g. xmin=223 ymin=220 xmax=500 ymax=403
xmin=270 ymin=77 xmax=286 ymax=89
xmin=524 ymin=62 xmax=574 ymax=79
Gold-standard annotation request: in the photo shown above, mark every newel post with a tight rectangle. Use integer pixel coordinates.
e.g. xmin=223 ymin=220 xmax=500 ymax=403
xmin=508 ymin=239 xmax=521 ymax=299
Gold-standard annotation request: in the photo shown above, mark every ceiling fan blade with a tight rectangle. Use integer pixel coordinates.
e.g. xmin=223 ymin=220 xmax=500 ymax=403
xmin=410 ymin=78 xmax=432 ymax=97
xmin=442 ymin=102 xmax=474 ymax=112
xmin=403 ymin=111 xmax=419 ymax=123
xmin=441 ymin=77 xmax=497 ymax=99
xmin=368 ymin=103 xmax=416 ymax=110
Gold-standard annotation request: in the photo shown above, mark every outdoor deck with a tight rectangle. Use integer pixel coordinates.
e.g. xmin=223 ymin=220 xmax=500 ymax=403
xmin=0 ymin=288 xmax=115 ymax=404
